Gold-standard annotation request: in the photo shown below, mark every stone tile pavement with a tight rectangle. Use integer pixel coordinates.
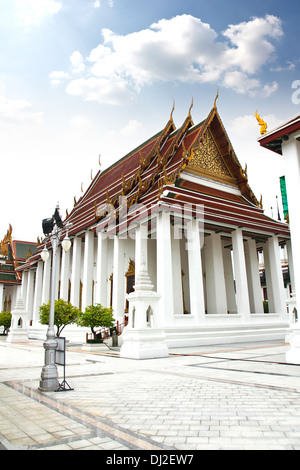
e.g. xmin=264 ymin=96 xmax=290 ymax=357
xmin=1 ymin=337 xmax=300 ymax=451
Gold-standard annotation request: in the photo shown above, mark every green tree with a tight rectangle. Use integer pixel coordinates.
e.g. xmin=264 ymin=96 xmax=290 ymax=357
xmin=39 ymin=299 xmax=81 ymax=337
xmin=0 ymin=312 xmax=11 ymax=335
xmin=77 ymin=304 xmax=115 ymax=340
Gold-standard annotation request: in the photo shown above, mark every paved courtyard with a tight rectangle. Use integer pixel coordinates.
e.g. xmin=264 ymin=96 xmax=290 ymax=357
xmin=1 ymin=337 xmax=300 ymax=451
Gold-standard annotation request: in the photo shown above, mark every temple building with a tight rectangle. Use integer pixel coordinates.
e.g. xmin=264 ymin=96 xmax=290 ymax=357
xmin=17 ymin=100 xmax=292 ymax=347
xmin=258 ymin=113 xmax=300 ymax=363
xmin=0 ymin=225 xmax=37 ymax=314
xmin=258 ymin=114 xmax=300 ymax=311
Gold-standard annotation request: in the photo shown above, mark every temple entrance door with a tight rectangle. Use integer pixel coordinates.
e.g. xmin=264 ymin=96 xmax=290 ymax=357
xmin=125 ymin=259 xmax=135 ymax=313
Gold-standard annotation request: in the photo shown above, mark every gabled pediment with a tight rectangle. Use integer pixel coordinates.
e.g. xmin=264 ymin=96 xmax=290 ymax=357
xmin=187 ymin=128 xmax=237 ymax=186
xmin=185 ymin=106 xmax=259 ymax=207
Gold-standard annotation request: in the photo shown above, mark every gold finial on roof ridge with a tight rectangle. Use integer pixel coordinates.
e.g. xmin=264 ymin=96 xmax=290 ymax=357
xmin=213 ymin=88 xmax=219 ymax=109
xmin=188 ymin=97 xmax=193 ymax=118
xmin=170 ymin=100 xmax=175 ymax=121
xmin=255 ymin=110 xmax=268 ymax=135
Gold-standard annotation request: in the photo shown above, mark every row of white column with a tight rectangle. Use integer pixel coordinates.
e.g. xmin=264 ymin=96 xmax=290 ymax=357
xmin=204 ymin=229 xmax=286 ymax=320
xmin=22 ymin=231 xmax=109 ymax=326
xmin=142 ymin=212 xmax=286 ymax=324
xmin=22 ymin=211 xmax=287 ymax=328
xmin=128 ymin=212 xmax=286 ymax=325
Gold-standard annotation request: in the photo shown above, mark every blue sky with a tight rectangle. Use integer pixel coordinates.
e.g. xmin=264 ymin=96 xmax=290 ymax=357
xmin=1 ymin=0 xmax=300 ymax=241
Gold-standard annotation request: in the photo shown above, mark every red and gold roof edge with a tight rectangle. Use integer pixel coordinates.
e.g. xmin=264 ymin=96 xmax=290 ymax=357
xmin=60 ymin=100 xmax=288 ymax=237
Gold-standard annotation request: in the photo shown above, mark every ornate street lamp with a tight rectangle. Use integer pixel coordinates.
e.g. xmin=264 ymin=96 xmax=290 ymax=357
xmin=39 ymin=203 xmax=72 ymax=392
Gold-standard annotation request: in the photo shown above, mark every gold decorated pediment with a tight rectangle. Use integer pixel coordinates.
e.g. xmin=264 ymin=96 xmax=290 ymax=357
xmin=186 ymin=129 xmax=237 ymax=186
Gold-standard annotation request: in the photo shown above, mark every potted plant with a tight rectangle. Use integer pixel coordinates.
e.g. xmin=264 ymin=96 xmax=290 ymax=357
xmin=77 ymin=304 xmax=114 ymax=343
xmin=39 ymin=299 xmax=81 ymax=337
xmin=0 ymin=311 xmax=11 ymax=335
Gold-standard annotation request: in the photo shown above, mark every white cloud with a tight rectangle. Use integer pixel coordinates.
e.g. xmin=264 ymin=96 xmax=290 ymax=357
xmin=92 ymin=0 xmax=114 ymax=8
xmin=15 ymin=0 xmax=62 ymax=27
xmin=53 ymin=14 xmax=283 ymax=104
xmin=222 ymin=15 xmax=283 ymax=74
xmin=70 ymin=51 xmax=86 ymax=74
xmin=271 ymin=61 xmax=297 ymax=72
xmin=66 ymin=76 xmax=134 ymax=105
xmin=121 ymin=119 xmax=143 ymax=136
xmin=222 ymin=71 xmax=260 ymax=95
xmin=49 ymin=70 xmax=71 ymax=85
xmin=69 ymin=115 xmax=92 ymax=131
xmin=0 ymin=94 xmax=43 ymax=125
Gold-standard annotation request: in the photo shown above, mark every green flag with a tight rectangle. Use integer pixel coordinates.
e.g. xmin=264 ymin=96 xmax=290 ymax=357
xmin=280 ymin=175 xmax=289 ymax=221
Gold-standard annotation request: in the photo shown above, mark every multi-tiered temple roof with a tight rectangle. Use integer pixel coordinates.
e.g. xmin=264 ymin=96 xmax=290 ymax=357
xmin=66 ymin=101 xmax=289 ymax=235
xmin=0 ymin=225 xmax=37 ymax=286
xmin=20 ymin=100 xmax=290 ymax=270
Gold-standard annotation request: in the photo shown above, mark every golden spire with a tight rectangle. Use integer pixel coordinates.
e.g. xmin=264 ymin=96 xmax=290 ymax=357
xmin=255 ymin=110 xmax=268 ymax=135
xmin=213 ymin=88 xmax=219 ymax=108
xmin=187 ymin=97 xmax=193 ymax=118
xmin=170 ymin=100 xmax=175 ymax=121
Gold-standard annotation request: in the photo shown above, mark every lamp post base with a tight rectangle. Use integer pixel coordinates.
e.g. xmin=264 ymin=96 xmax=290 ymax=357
xmin=39 ymin=338 xmax=59 ymax=392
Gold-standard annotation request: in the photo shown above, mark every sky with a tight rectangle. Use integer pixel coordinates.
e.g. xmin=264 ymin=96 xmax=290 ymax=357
xmin=1 ymin=0 xmax=300 ymax=242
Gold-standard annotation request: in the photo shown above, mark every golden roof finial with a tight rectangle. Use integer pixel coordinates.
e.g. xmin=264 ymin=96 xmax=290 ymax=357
xmin=255 ymin=110 xmax=268 ymax=135
xmin=188 ymin=97 xmax=193 ymax=118
xmin=213 ymin=88 xmax=219 ymax=108
xmin=170 ymin=100 xmax=175 ymax=121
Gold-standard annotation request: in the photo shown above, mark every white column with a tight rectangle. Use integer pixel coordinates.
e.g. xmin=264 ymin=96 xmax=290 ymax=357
xmin=282 ymin=137 xmax=300 ymax=309
xmin=171 ymin=235 xmax=183 ymax=315
xmin=0 ymin=284 xmax=4 ymax=312
xmin=286 ymin=240 xmax=295 ymax=290
xmin=232 ymin=228 xmax=251 ymax=321
xmin=41 ymin=257 xmax=51 ymax=305
xmin=223 ymin=247 xmax=237 ymax=313
xmin=135 ymin=223 xmax=148 ymax=280
xmin=187 ymin=218 xmax=205 ymax=322
xmin=266 ymin=235 xmax=286 ymax=318
xmin=245 ymin=238 xmax=264 ymax=313
xmin=70 ymin=236 xmax=82 ymax=308
xmin=95 ymin=231 xmax=108 ymax=306
xmin=112 ymin=234 xmax=125 ymax=320
xmin=81 ymin=231 xmax=95 ymax=311
xmin=263 ymin=243 xmax=275 ymax=312
xmin=60 ymin=246 xmax=71 ymax=301
xmin=205 ymin=232 xmax=227 ymax=314
xmin=25 ymin=269 xmax=35 ymax=324
xmin=21 ymin=270 xmax=29 ymax=306
xmin=156 ymin=211 xmax=174 ymax=326
xmin=32 ymin=261 xmax=44 ymax=324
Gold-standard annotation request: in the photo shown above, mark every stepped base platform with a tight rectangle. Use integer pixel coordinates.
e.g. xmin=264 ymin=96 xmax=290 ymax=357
xmin=163 ymin=321 xmax=289 ymax=348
